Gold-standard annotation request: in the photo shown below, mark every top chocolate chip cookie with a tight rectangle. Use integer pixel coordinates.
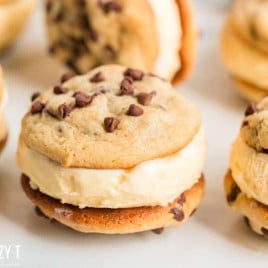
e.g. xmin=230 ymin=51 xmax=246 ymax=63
xmin=20 ymin=65 xmax=201 ymax=169
xmin=45 ymin=0 xmax=196 ymax=83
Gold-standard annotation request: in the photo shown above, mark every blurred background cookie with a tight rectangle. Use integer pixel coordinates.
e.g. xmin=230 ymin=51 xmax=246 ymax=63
xmin=44 ymin=0 xmax=197 ymax=84
xmin=0 ymin=66 xmax=7 ymax=153
xmin=224 ymin=99 xmax=268 ymax=238
xmin=17 ymin=64 xmax=206 ymax=234
xmin=220 ymin=0 xmax=268 ymax=102
xmin=0 ymin=0 xmax=36 ymax=53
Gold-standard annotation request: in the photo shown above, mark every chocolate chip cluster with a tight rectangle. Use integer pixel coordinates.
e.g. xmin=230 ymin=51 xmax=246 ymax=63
xmin=30 ymin=68 xmax=158 ymax=133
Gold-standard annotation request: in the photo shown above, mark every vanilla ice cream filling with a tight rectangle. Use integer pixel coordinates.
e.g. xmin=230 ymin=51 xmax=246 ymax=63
xmin=230 ymin=136 xmax=268 ymax=205
xmin=18 ymin=127 xmax=206 ymax=209
xmin=148 ymin=0 xmax=182 ymax=80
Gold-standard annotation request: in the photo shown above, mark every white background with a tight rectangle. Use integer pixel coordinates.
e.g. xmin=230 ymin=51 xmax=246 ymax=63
xmin=0 ymin=0 xmax=267 ymax=267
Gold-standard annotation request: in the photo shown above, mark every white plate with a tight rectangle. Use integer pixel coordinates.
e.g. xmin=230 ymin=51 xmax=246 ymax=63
xmin=0 ymin=1 xmax=267 ymax=267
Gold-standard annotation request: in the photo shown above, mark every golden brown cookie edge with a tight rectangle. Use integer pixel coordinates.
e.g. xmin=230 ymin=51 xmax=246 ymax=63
xmin=172 ymin=0 xmax=197 ymax=85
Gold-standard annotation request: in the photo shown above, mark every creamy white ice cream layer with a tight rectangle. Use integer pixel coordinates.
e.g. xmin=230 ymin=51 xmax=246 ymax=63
xmin=17 ymin=127 xmax=206 ymax=209
xmin=148 ymin=0 xmax=182 ymax=80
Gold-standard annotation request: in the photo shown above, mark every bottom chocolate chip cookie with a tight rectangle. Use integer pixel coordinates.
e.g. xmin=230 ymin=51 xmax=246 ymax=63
xmin=21 ymin=174 xmax=204 ymax=234
xmin=224 ymin=170 xmax=268 ymax=237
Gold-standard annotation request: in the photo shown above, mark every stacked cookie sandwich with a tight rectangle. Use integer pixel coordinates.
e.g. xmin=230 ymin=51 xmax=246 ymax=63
xmin=17 ymin=65 xmax=206 ymax=234
xmin=225 ymin=98 xmax=268 ymax=237
xmin=221 ymin=0 xmax=268 ymax=102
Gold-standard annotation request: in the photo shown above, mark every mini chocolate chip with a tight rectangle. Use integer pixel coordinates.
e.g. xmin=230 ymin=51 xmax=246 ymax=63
xmin=261 ymin=227 xmax=268 ymax=237
xmin=119 ymin=77 xmax=134 ymax=95
xmin=90 ymin=72 xmax=105 ymax=83
xmin=66 ymin=59 xmax=81 ymax=74
xmin=48 ymin=46 xmax=56 ymax=54
xmin=74 ymin=92 xmax=93 ymax=108
xmin=50 ymin=218 xmax=68 ymax=227
xmin=261 ymin=148 xmax=268 ymax=154
xmin=88 ymin=27 xmax=98 ymax=42
xmin=61 ymin=72 xmax=76 ymax=83
xmin=35 ymin=207 xmax=48 ymax=219
xmin=242 ymin=120 xmax=249 ymax=127
xmin=103 ymin=45 xmax=115 ymax=60
xmin=53 ymin=85 xmax=68 ymax=95
xmin=244 ymin=216 xmax=251 ymax=229
xmin=245 ymin=103 xmax=258 ymax=116
xmin=57 ymin=126 xmax=63 ymax=133
xmin=31 ymin=101 xmax=45 ymax=114
xmin=58 ymin=103 xmax=74 ymax=119
xmin=152 ymin=227 xmax=164 ymax=235
xmin=53 ymin=11 xmax=64 ymax=22
xmin=99 ymin=0 xmax=122 ymax=14
xmin=227 ymin=182 xmax=241 ymax=203
xmin=45 ymin=1 xmax=52 ymax=13
xmin=126 ymin=104 xmax=144 ymax=116
xmin=249 ymin=19 xmax=259 ymax=40
xmin=137 ymin=91 xmax=156 ymax=106
xmin=71 ymin=38 xmax=88 ymax=57
xmin=31 ymin=92 xmax=41 ymax=102
xmin=170 ymin=208 xmax=185 ymax=222
xmin=190 ymin=208 xmax=197 ymax=217
xmin=177 ymin=193 xmax=186 ymax=206
xmin=75 ymin=0 xmax=86 ymax=6
xmin=124 ymin=68 xmax=144 ymax=81
xmin=104 ymin=117 xmax=120 ymax=133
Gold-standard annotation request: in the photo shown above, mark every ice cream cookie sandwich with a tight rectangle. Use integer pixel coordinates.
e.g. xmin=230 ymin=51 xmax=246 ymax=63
xmin=17 ymin=65 xmax=206 ymax=234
